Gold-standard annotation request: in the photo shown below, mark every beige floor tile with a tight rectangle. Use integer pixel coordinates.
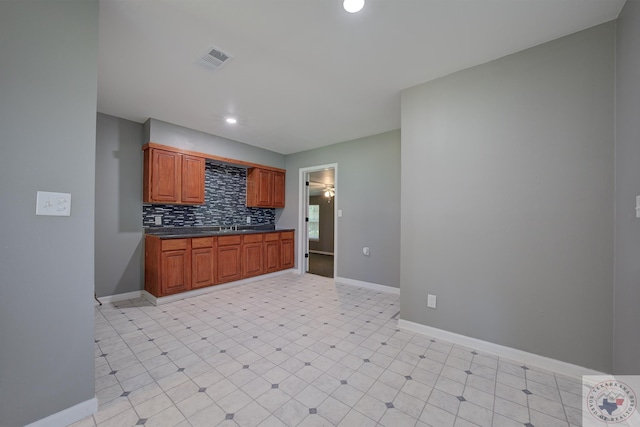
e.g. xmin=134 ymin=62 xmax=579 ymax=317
xmin=90 ymin=275 xmax=582 ymax=427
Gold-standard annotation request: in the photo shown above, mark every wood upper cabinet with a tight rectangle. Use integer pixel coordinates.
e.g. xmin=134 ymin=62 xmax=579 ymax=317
xmin=242 ymin=234 xmax=264 ymax=278
xmin=272 ymin=171 xmax=285 ymax=208
xmin=146 ymin=149 xmax=181 ymax=203
xmin=217 ymin=235 xmax=242 ymax=284
xmin=246 ymin=168 xmax=285 ymax=208
xmin=191 ymin=237 xmax=216 ymax=289
xmin=143 ymin=147 xmax=205 ymax=205
xmin=280 ymin=231 xmax=295 ymax=269
xmin=181 ymin=155 xmax=206 ymax=204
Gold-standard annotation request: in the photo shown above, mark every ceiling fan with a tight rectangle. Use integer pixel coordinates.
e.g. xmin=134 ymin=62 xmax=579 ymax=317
xmin=323 ymin=186 xmax=335 ymax=198
xmin=309 ymin=180 xmax=335 ymax=199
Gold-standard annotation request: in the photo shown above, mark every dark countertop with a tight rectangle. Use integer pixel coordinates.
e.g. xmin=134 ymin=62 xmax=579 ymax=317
xmin=144 ymin=225 xmax=294 ymax=239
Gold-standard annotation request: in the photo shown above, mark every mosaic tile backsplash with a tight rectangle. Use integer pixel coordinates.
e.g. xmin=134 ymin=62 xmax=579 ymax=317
xmin=143 ymin=162 xmax=276 ymax=227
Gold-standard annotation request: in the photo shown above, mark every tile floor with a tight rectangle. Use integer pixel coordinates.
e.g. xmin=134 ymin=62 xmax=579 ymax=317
xmin=71 ymin=273 xmax=584 ymax=427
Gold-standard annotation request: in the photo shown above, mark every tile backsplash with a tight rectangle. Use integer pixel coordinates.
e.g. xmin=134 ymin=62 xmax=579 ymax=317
xmin=143 ymin=162 xmax=275 ymax=227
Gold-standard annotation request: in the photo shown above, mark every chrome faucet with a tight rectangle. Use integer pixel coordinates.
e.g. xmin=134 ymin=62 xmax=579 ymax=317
xmin=219 ymin=222 xmax=238 ymax=232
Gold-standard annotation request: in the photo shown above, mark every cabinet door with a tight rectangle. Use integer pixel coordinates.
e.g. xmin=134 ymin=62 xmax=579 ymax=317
xmin=151 ymin=149 xmax=181 ymax=203
xmin=217 ymin=245 xmax=242 ymax=283
xmin=192 ymin=247 xmax=215 ymax=288
xmin=182 ymin=155 xmax=205 ymax=204
xmin=256 ymin=169 xmax=273 ymax=206
xmin=246 ymin=167 xmax=267 ymax=207
xmin=281 ymin=235 xmax=295 ymax=270
xmin=265 ymin=240 xmax=280 ymax=273
xmin=160 ymin=249 xmax=190 ymax=295
xmin=273 ymin=171 xmax=285 ymax=208
xmin=242 ymin=243 xmax=264 ymax=278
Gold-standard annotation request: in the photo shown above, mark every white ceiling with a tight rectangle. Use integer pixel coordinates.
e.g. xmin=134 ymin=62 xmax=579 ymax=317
xmin=98 ymin=0 xmax=625 ymax=155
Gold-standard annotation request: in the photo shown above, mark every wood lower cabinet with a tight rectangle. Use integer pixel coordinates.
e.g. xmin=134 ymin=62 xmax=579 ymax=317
xmin=161 ymin=249 xmax=190 ymax=295
xmin=264 ymin=232 xmax=281 ymax=273
xmin=191 ymin=237 xmax=216 ymax=289
xmin=217 ymin=235 xmax=242 ymax=284
xmin=280 ymin=231 xmax=295 ymax=269
xmin=145 ymin=230 xmax=295 ymax=298
xmin=242 ymin=234 xmax=264 ymax=278
xmin=145 ymin=236 xmax=192 ymax=296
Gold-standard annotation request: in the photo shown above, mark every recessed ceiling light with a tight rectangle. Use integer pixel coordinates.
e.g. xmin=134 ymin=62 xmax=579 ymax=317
xmin=343 ymin=0 xmax=364 ymax=13
xmin=225 ymin=117 xmax=237 ymax=124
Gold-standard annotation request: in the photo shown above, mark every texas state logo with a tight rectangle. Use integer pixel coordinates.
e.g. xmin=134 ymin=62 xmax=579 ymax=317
xmin=587 ymin=380 xmax=637 ymax=423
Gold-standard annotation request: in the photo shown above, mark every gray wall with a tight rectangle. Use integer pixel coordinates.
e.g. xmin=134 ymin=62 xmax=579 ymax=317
xmin=280 ymin=130 xmax=401 ymax=288
xmin=400 ymin=23 xmax=614 ymax=371
xmin=309 ymin=196 xmax=335 ymax=253
xmin=146 ymin=118 xmax=285 ymax=169
xmin=0 ymin=1 xmax=98 ymax=425
xmin=95 ymin=113 xmax=145 ymax=298
xmin=614 ymin=2 xmax=640 ymax=374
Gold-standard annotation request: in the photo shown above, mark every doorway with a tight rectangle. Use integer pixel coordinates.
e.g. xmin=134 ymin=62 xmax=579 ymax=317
xmin=298 ymin=164 xmax=337 ymax=279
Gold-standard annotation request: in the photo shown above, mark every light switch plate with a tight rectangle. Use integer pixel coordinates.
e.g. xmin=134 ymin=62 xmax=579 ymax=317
xmin=36 ymin=191 xmax=71 ymax=216
xmin=427 ymin=294 xmax=437 ymax=309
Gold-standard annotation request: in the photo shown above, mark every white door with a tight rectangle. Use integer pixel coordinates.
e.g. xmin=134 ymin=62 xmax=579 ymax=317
xmin=304 ymin=173 xmax=310 ymax=273
xmin=299 ymin=164 xmax=338 ymax=277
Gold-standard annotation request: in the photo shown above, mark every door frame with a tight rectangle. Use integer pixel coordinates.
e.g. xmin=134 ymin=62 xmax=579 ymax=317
xmin=298 ymin=163 xmax=338 ymax=278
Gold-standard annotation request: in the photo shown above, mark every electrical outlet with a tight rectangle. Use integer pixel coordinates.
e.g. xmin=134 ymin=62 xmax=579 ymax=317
xmin=427 ymin=294 xmax=437 ymax=309
xmin=154 ymin=215 xmax=162 ymax=226
xmin=36 ymin=191 xmax=71 ymax=216
xmin=246 ymin=216 xmax=251 ymax=224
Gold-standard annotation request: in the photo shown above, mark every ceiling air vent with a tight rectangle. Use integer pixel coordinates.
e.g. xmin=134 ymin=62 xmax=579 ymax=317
xmin=198 ymin=46 xmax=232 ymax=71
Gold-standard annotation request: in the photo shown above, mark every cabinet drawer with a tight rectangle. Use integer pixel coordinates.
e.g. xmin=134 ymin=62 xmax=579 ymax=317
xmin=264 ymin=232 xmax=280 ymax=242
xmin=162 ymin=239 xmax=189 ymax=251
xmin=280 ymin=231 xmax=294 ymax=240
xmin=192 ymin=237 xmax=214 ymax=248
xmin=243 ymin=234 xmax=263 ymax=244
xmin=218 ymin=235 xmax=242 ymax=246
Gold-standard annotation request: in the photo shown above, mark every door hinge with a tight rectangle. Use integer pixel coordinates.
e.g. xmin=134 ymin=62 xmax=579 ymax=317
xmin=305 ymin=217 xmax=309 ymax=222
xmin=305 ymin=181 xmax=309 ymax=186
xmin=305 ymin=253 xmax=309 ymax=258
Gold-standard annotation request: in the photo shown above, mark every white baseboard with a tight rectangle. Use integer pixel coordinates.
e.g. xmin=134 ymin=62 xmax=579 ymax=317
xmin=95 ymin=290 xmax=143 ymax=305
xmin=25 ymin=396 xmax=97 ymax=427
xmin=335 ymin=276 xmax=400 ymax=295
xmin=309 ymin=250 xmax=334 ymax=256
xmin=397 ymin=319 xmax=606 ymax=379
xmin=143 ymin=269 xmax=297 ymax=305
